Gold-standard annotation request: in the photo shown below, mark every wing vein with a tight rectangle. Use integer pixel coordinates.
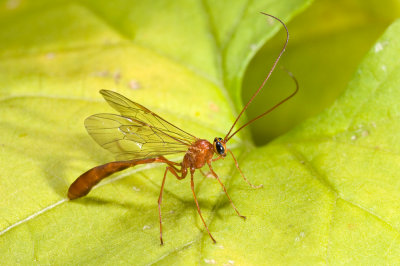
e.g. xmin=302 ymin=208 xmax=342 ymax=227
xmin=84 ymin=90 xmax=198 ymax=160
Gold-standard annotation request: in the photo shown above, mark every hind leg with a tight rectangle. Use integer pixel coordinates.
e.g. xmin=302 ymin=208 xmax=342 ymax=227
xmin=158 ymin=165 xmax=187 ymax=245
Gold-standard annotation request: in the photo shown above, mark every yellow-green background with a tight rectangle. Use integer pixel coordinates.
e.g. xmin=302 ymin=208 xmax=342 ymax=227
xmin=1 ymin=0 xmax=400 ymax=264
xmin=244 ymin=0 xmax=400 ymax=144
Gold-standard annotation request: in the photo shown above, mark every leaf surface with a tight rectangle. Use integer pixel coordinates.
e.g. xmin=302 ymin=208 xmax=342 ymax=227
xmin=2 ymin=1 xmax=400 ymax=265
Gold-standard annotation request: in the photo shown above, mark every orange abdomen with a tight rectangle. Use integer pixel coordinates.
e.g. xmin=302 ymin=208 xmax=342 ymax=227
xmin=68 ymin=161 xmax=134 ymax=200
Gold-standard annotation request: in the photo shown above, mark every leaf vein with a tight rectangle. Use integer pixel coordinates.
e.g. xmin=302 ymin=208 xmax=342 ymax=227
xmin=288 ymin=144 xmax=400 ymax=235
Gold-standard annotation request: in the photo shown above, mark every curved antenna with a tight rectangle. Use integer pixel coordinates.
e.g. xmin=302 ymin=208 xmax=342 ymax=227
xmin=224 ymin=12 xmax=292 ymax=143
xmin=225 ymin=69 xmax=299 ymax=142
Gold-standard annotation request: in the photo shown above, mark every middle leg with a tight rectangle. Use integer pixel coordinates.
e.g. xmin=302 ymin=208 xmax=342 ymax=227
xmin=207 ymin=161 xmax=246 ymax=220
xmin=190 ymin=169 xmax=216 ymax=243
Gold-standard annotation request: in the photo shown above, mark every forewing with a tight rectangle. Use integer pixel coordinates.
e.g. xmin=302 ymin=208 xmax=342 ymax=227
xmin=99 ymin=90 xmax=197 ymax=145
xmin=85 ymin=113 xmax=190 ymax=160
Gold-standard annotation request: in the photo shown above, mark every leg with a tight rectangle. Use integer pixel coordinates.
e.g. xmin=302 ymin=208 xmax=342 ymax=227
xmin=190 ymin=169 xmax=216 ymax=243
xmin=199 ymin=169 xmax=213 ymax=178
xmin=227 ymin=149 xmax=263 ymax=189
xmin=158 ymin=165 xmax=187 ymax=245
xmin=197 ymin=156 xmax=223 ymax=178
xmin=207 ymin=162 xmax=246 ymax=220
xmin=212 ymin=156 xmax=224 ymax=162
xmin=158 ymin=167 xmax=168 ymax=245
xmin=201 ymin=155 xmax=224 ymax=177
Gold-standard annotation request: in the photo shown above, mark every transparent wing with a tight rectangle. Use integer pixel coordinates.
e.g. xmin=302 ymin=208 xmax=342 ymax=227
xmin=85 ymin=90 xmax=198 ymax=160
xmin=100 ymin=90 xmax=197 ymax=144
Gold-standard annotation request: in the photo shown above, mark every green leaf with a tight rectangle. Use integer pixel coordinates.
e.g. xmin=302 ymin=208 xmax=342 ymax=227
xmin=198 ymin=18 xmax=400 ymax=264
xmin=0 ymin=0 xmax=312 ymax=264
xmin=243 ymin=0 xmax=400 ymax=144
xmin=2 ymin=1 xmax=400 ymax=265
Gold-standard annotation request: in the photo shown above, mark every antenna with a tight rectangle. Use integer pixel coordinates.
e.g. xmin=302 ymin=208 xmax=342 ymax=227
xmin=224 ymin=12 xmax=298 ymax=143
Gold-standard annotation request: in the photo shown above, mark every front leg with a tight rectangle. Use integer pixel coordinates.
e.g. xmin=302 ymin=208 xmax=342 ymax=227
xmin=227 ymin=149 xmax=263 ymax=189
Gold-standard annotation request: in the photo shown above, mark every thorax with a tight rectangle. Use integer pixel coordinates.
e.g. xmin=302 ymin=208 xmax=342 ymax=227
xmin=183 ymin=139 xmax=214 ymax=169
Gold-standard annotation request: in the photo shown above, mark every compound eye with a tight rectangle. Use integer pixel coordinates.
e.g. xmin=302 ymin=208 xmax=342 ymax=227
xmin=216 ymin=142 xmax=225 ymax=155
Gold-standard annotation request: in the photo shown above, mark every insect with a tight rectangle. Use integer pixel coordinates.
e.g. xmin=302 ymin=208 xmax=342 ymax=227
xmin=68 ymin=13 xmax=298 ymax=245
